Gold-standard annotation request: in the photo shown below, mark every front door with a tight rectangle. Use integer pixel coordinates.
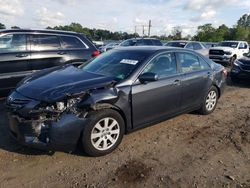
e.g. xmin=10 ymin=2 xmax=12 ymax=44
xmin=132 ymin=52 xmax=182 ymax=128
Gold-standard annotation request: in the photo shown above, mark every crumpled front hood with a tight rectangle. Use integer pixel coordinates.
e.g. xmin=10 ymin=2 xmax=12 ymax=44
xmin=16 ymin=66 xmax=115 ymax=103
xmin=210 ymin=46 xmax=235 ymax=52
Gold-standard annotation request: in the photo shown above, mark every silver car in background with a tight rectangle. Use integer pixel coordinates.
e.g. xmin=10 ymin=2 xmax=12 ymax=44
xmin=165 ymin=41 xmax=209 ymax=56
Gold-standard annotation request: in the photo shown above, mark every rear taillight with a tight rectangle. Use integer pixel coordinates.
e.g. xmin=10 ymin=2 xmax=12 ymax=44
xmin=222 ymin=69 xmax=228 ymax=77
xmin=92 ymin=50 xmax=100 ymax=57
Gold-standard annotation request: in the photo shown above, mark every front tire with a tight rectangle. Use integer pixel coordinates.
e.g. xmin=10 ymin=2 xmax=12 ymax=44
xmin=198 ymin=86 xmax=218 ymax=115
xmin=82 ymin=109 xmax=125 ymax=157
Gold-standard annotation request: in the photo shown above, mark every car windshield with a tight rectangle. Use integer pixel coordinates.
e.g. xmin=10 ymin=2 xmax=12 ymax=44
xmin=81 ymin=50 xmax=149 ymax=81
xmin=218 ymin=42 xmax=238 ymax=48
xmin=165 ymin=42 xmax=187 ymax=48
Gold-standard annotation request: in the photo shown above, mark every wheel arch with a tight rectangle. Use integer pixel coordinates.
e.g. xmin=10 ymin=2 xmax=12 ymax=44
xmin=212 ymin=84 xmax=221 ymax=98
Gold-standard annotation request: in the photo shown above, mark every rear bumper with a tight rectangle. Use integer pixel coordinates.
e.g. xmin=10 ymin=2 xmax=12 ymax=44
xmin=8 ymin=112 xmax=89 ymax=152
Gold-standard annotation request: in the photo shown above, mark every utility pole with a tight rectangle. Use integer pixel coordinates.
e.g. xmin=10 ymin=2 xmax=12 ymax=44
xmin=134 ymin=26 xmax=137 ymax=34
xmin=148 ymin=20 xmax=152 ymax=37
xmin=142 ymin=25 xmax=145 ymax=37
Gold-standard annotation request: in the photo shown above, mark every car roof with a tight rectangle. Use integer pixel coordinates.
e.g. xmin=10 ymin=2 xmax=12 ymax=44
xmin=0 ymin=29 xmax=81 ymax=36
xmin=113 ymin=46 xmax=198 ymax=54
xmin=126 ymin=38 xmax=160 ymax=41
xmin=167 ymin=40 xmax=202 ymax=43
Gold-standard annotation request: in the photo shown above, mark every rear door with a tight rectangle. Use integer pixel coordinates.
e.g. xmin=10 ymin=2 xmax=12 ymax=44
xmin=60 ymin=35 xmax=92 ymax=64
xmin=176 ymin=52 xmax=212 ymax=111
xmin=132 ymin=52 xmax=182 ymax=128
xmin=29 ymin=34 xmax=68 ymax=71
xmin=0 ymin=33 xmax=30 ymax=96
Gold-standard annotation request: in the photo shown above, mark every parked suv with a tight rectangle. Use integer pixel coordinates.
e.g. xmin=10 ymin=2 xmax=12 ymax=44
xmin=209 ymin=41 xmax=249 ymax=66
xmin=119 ymin=38 xmax=162 ymax=47
xmin=0 ymin=29 xmax=99 ymax=97
xmin=164 ymin=41 xmax=209 ymax=56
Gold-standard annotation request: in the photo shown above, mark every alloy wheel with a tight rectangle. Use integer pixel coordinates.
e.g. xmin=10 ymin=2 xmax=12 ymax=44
xmin=91 ymin=117 xmax=120 ymax=151
xmin=205 ymin=90 xmax=217 ymax=111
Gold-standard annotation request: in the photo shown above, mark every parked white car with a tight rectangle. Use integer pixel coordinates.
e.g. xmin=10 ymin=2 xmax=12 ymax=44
xmin=209 ymin=41 xmax=249 ymax=65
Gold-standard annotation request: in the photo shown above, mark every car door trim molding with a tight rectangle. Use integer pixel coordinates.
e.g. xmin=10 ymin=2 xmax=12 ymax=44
xmin=0 ymin=70 xmax=37 ymax=79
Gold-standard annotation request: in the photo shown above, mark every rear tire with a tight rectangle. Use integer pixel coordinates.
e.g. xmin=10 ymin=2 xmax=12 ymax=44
xmin=82 ymin=109 xmax=125 ymax=157
xmin=198 ymin=86 xmax=218 ymax=115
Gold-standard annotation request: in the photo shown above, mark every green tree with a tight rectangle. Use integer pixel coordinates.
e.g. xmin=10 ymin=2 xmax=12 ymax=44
xmin=0 ymin=23 xmax=6 ymax=29
xmin=171 ymin=27 xmax=182 ymax=40
xmin=11 ymin=26 xmax=20 ymax=29
xmin=193 ymin=24 xmax=216 ymax=41
xmin=237 ymin=14 xmax=250 ymax=28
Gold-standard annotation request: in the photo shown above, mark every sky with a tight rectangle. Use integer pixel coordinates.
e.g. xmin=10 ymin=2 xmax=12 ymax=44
xmin=0 ymin=0 xmax=249 ymax=36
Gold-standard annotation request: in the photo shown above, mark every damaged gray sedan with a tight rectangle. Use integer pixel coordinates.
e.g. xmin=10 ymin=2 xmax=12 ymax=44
xmin=6 ymin=46 xmax=227 ymax=156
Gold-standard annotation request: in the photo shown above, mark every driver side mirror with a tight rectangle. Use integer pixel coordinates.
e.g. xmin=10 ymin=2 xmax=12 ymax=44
xmin=138 ymin=72 xmax=158 ymax=83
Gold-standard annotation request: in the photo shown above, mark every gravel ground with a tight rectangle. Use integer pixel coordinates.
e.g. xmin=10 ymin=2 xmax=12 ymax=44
xmin=0 ymin=81 xmax=250 ymax=188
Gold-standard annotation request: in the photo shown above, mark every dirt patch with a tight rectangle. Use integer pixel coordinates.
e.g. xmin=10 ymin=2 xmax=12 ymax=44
xmin=115 ymin=160 xmax=151 ymax=184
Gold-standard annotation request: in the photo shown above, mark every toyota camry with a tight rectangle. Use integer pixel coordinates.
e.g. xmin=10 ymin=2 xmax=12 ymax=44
xmin=6 ymin=46 xmax=227 ymax=156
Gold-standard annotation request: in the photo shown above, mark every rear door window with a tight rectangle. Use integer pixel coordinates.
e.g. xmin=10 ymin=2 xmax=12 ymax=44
xmin=31 ymin=34 xmax=61 ymax=51
xmin=177 ymin=52 xmax=209 ymax=73
xmin=60 ymin=36 xmax=86 ymax=49
xmin=0 ymin=34 xmax=26 ymax=52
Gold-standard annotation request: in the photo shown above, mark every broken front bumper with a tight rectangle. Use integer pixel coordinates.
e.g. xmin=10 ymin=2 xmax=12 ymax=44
xmin=8 ymin=112 xmax=89 ymax=152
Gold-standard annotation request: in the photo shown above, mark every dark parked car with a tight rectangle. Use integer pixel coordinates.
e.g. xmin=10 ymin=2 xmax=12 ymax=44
xmin=0 ymin=29 xmax=99 ymax=97
xmin=6 ymin=47 xmax=227 ymax=156
xmin=231 ymin=52 xmax=250 ymax=82
xmin=119 ymin=38 xmax=162 ymax=47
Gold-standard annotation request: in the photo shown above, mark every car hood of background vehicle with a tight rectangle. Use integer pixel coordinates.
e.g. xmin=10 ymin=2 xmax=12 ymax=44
xmin=238 ymin=56 xmax=250 ymax=65
xmin=16 ymin=66 xmax=115 ymax=103
xmin=210 ymin=46 xmax=236 ymax=51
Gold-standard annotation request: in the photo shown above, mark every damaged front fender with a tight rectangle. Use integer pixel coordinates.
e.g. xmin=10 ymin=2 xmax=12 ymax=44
xmin=79 ymin=87 xmax=119 ymax=110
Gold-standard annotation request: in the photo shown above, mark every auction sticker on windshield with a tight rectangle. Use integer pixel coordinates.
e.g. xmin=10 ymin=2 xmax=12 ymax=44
xmin=120 ymin=59 xmax=139 ymax=65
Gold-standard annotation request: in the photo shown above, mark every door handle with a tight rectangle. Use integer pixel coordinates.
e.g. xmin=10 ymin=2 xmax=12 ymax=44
xmin=16 ymin=54 xmax=28 ymax=58
xmin=173 ymin=80 xmax=181 ymax=86
xmin=57 ymin=52 xmax=67 ymax=55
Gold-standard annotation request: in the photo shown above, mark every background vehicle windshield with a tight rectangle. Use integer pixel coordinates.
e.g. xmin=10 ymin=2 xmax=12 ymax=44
xmin=218 ymin=42 xmax=238 ymax=48
xmin=81 ymin=50 xmax=149 ymax=80
xmin=165 ymin=42 xmax=187 ymax=48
